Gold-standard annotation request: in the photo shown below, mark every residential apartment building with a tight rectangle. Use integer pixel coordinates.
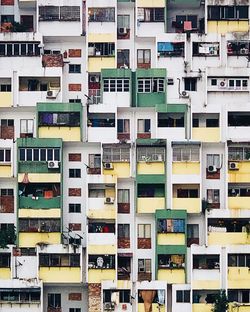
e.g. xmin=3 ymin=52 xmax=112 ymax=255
xmin=0 ymin=0 xmax=250 ymax=312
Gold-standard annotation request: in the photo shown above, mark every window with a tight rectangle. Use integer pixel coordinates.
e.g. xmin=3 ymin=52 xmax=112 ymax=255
xmin=193 ymin=42 xmax=219 ymax=56
xmin=228 ymin=112 xmax=250 ymax=127
xmin=1 ymin=119 xmax=14 ymax=127
xmin=137 ymin=147 xmax=165 ymax=162
xmin=228 ymin=146 xmax=250 ymax=161
xmin=208 ymin=6 xmax=249 ymax=20
xmin=117 ymin=15 xmax=130 ymax=29
xmin=176 ymin=290 xmax=190 ymax=303
xmin=69 ymin=64 xmax=81 ymax=73
xmin=69 ymin=169 xmax=81 ymax=178
xmin=138 ymin=119 xmax=150 ymax=133
xmin=207 ymin=189 xmax=220 ymax=204
xmin=103 ymin=147 xmax=130 ymax=162
xmin=69 ymin=99 xmax=81 ymax=103
xmin=172 ymin=145 xmax=200 ymax=162
xmin=118 ymin=189 xmax=130 ymax=203
xmin=88 ymin=255 xmax=115 ymax=269
xmin=138 ymin=259 xmax=151 ymax=273
xmin=48 ymin=293 xmax=61 ymax=308
xmin=19 ymin=219 xmax=60 ymax=232
xmin=158 ymin=42 xmax=184 ymax=57
xmin=118 ymin=119 xmax=130 ymax=134
xmin=137 ymin=78 xmax=164 ymax=93
xmin=0 ymin=84 xmax=11 ymax=92
xmin=206 ymin=154 xmax=220 ymax=168
xmin=0 ymin=149 xmax=11 ymax=162
xmin=1 ymin=189 xmax=14 ymax=196
xmin=228 ymin=254 xmax=250 ymax=267
xmin=175 ymin=15 xmax=198 ymax=29
xmin=40 ymin=254 xmax=80 ymax=267
xmin=206 ymin=118 xmax=219 ymax=127
xmin=39 ymin=112 xmax=80 ymax=127
xmin=0 ymin=42 xmax=40 ymax=57
xmin=39 ymin=6 xmax=80 ymax=21
xmin=0 ymin=253 xmax=10 ymax=268
xmin=184 ymin=78 xmax=197 ymax=91
xmin=103 ymin=79 xmax=129 ymax=92
xmin=158 ymin=219 xmax=185 ymax=233
xmin=88 ymin=8 xmax=115 ymax=22
xmin=103 ymin=290 xmax=130 ymax=303
xmin=187 ymin=224 xmax=199 ymax=246
xmin=89 ymin=154 xmax=101 ymax=168
xmin=20 ymin=119 xmax=33 ymax=136
xmin=138 ymin=224 xmax=151 ymax=238
xmin=158 ymin=113 xmax=184 ymax=127
xmin=88 ymin=43 xmax=115 ymax=56
xmin=137 ymin=49 xmax=151 ymax=65
xmin=118 ymin=224 xmax=130 ymax=239
xmin=117 ymin=49 xmax=130 ymax=68
xmin=69 ymin=309 xmax=81 ymax=312
xmin=227 ymin=41 xmax=250 ymax=56
xmin=19 ymin=148 xmax=60 ymax=162
xmin=137 ymin=8 xmax=165 ymax=22
xmin=69 ymin=204 xmax=81 ymax=213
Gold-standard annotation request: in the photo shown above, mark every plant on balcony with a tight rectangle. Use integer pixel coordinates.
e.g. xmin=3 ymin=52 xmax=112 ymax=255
xmin=0 ymin=226 xmax=16 ymax=249
xmin=202 ymin=198 xmax=210 ymax=214
xmin=212 ymin=290 xmax=229 ymax=312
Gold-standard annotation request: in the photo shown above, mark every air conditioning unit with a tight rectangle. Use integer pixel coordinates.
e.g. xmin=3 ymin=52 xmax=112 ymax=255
xmin=46 ymin=90 xmax=58 ymax=99
xmin=105 ymin=197 xmax=115 ymax=204
xmin=48 ymin=161 xmax=60 ymax=169
xmin=240 ymin=48 xmax=249 ymax=55
xmin=229 ymin=162 xmax=239 ymax=170
xmin=118 ymin=27 xmax=128 ymax=35
xmin=219 ymin=80 xmax=227 ymax=88
xmin=103 ymin=163 xmax=113 ymax=170
xmin=89 ymin=75 xmax=100 ymax=83
xmin=104 ymin=302 xmax=115 ymax=311
xmin=181 ymin=90 xmax=189 ymax=98
xmin=208 ymin=165 xmax=217 ymax=173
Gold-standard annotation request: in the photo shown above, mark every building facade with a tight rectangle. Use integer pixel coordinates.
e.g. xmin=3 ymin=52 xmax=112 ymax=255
xmin=0 ymin=0 xmax=250 ymax=311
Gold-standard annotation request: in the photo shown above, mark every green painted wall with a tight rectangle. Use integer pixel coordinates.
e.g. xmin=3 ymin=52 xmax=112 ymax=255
xmin=19 ymin=197 xmax=61 ymax=209
xmin=17 ymin=138 xmax=62 ymax=148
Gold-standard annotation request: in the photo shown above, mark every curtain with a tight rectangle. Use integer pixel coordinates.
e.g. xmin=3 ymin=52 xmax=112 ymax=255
xmin=140 ymin=290 xmax=156 ymax=312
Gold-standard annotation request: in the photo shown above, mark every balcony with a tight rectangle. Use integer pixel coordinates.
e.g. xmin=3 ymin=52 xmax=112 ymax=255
xmin=228 ymin=196 xmax=250 ymax=209
xmin=228 ymin=161 xmax=250 ymax=183
xmin=19 ymin=232 xmax=61 ymax=247
xmin=228 ymin=267 xmax=250 ymax=289
xmin=88 ymin=198 xmax=116 ymax=219
xmin=39 ymin=267 xmax=81 ymax=283
xmin=0 ymin=92 xmax=12 ymax=107
xmin=137 ymin=197 xmax=165 ymax=213
xmin=88 ymin=269 xmax=116 ymax=283
xmin=138 ymin=303 xmax=165 ymax=312
xmin=0 ymin=164 xmax=12 ymax=178
xmin=208 ymin=232 xmax=250 ymax=246
xmin=19 ymin=196 xmax=60 ymax=209
xmin=157 ymin=233 xmax=185 ymax=245
xmin=0 ymin=268 xmax=11 ymax=279
xmin=88 ymin=233 xmax=116 ymax=246
xmin=173 ymin=198 xmax=201 ymax=213
xmin=192 ymin=269 xmax=220 ymax=290
xmin=158 ymin=268 xmax=185 ymax=283
xmin=88 ymin=113 xmax=116 ymax=143
xmin=137 ymin=162 xmax=165 ymax=175
xmin=192 ymin=304 xmax=213 ymax=312
xmin=172 ymin=162 xmax=200 ymax=175
xmin=103 ymin=162 xmax=130 ymax=178
xmin=192 ymin=128 xmax=220 ymax=142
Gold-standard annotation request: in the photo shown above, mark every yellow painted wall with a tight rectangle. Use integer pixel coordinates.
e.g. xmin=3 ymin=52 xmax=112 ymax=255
xmin=172 ymin=162 xmax=200 ymax=175
xmin=138 ymin=303 xmax=165 ymax=312
xmin=88 ymin=244 xmax=116 ymax=255
xmin=208 ymin=233 xmax=250 ymax=246
xmin=192 ymin=304 xmax=213 ymax=312
xmin=192 ymin=128 xmax=220 ymax=142
xmin=38 ymin=127 xmax=81 ymax=142
xmin=137 ymin=197 xmax=165 ymax=213
xmin=192 ymin=280 xmax=220 ymax=290
xmin=228 ymin=197 xmax=250 ymax=209
xmin=228 ymin=162 xmax=250 ymax=183
xmin=19 ymin=208 xmax=61 ymax=218
xmin=18 ymin=173 xmax=61 ymax=183
xmin=137 ymin=162 xmax=165 ymax=175
xmin=103 ymin=163 xmax=130 ymax=178
xmin=0 ymin=92 xmax=12 ymax=107
xmin=88 ymin=57 xmax=116 ymax=72
xmin=228 ymin=267 xmax=250 ymax=289
xmin=117 ymin=280 xmax=132 ymax=289
xmin=207 ymin=21 xmax=249 ymax=34
xmin=137 ymin=0 xmax=165 ymax=7
xmin=105 ymin=188 xmax=115 ymax=198
xmin=0 ymin=165 xmax=12 ymax=178
xmin=88 ymin=208 xmax=116 ymax=219
xmin=173 ymin=198 xmax=201 ymax=213
xmin=88 ymin=33 xmax=116 ymax=43
xmin=229 ymin=304 xmax=250 ymax=312
xmin=0 ymin=268 xmax=11 ymax=279
xmin=157 ymin=269 xmax=185 ymax=283
xmin=39 ymin=267 xmax=81 ymax=283
xmin=157 ymin=233 xmax=185 ymax=245
xmin=88 ymin=269 xmax=116 ymax=283
xmin=19 ymin=232 xmax=61 ymax=247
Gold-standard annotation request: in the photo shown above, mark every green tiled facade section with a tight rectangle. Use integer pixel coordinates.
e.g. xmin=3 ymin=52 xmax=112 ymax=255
xmin=134 ymin=68 xmax=167 ymax=108
xmin=101 ymin=69 xmax=131 ymax=79
xmin=136 ymin=174 xmax=165 ymax=184
xmin=19 ymin=197 xmax=61 ymax=209
xmin=37 ymin=102 xmax=82 ymax=112
xmin=17 ymin=138 xmax=62 ymax=148
xmin=18 ymin=161 xmax=61 ymax=174
xmin=156 ymin=103 xmax=188 ymax=113
xmin=136 ymin=138 xmax=167 ymax=146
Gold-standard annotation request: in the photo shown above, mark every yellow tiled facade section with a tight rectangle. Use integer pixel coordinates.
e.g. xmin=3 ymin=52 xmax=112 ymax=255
xmin=172 ymin=162 xmax=200 ymax=175
xmin=38 ymin=127 xmax=81 ymax=141
xmin=39 ymin=267 xmax=81 ymax=283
